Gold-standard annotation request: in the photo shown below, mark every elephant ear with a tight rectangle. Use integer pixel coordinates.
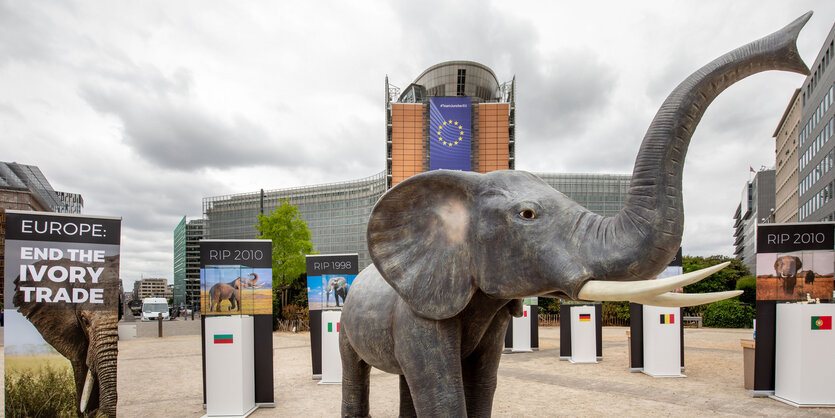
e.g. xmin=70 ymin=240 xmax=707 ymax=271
xmin=368 ymin=170 xmax=480 ymax=320
xmin=794 ymin=256 xmax=802 ymax=270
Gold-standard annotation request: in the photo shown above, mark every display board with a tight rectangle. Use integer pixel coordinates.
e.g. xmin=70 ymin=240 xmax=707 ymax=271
xmin=560 ymin=303 xmax=602 ymax=360
xmin=320 ymin=310 xmax=343 ymax=384
xmin=772 ymin=303 xmax=835 ymax=406
xmin=200 ymin=239 xmax=274 ymax=408
xmin=753 ymin=223 xmax=835 ymax=396
xmin=504 ymin=297 xmax=539 ymax=352
xmin=4 ymin=210 xmax=121 ymax=416
xmin=306 ymin=254 xmax=358 ymax=378
xmin=429 ymin=97 xmax=472 ymax=171
xmin=511 ymin=305 xmax=533 ymax=352
xmin=569 ymin=305 xmax=597 ymax=363
xmin=204 ymin=316 xmax=256 ymax=416
xmin=641 ymin=305 xmax=684 ymax=377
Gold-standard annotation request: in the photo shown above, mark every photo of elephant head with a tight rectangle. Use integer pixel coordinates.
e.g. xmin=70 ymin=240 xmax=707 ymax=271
xmin=208 ymin=272 xmax=261 ymax=312
xmin=774 ymin=255 xmax=802 ymax=293
xmin=326 ymin=276 xmax=349 ymax=307
xmin=339 ymin=13 xmax=811 ymax=417
xmin=12 ymin=254 xmax=121 ymax=418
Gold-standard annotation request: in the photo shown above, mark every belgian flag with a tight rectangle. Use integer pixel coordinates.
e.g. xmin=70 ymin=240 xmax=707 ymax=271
xmin=660 ymin=314 xmax=675 ymax=324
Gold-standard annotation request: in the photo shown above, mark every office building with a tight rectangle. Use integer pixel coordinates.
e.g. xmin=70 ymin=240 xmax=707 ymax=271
xmin=173 ymin=217 xmax=203 ymax=307
xmin=798 ymin=22 xmax=835 ymax=221
xmin=133 ymin=278 xmax=168 ymax=300
xmin=386 ymin=61 xmax=515 ymax=188
xmin=733 ymin=169 xmax=776 ymax=272
xmin=774 ymin=89 xmax=801 ymax=223
xmin=55 ymin=191 xmax=84 ymax=214
xmin=202 ymin=62 xmax=630 ymax=270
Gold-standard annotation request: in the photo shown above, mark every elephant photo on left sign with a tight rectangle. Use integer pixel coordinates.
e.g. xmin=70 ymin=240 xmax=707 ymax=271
xmin=200 ymin=265 xmax=272 ymax=315
xmin=4 ymin=240 xmax=121 ymax=417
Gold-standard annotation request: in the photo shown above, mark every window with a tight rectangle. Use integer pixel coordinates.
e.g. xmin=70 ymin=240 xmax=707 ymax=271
xmin=457 ymin=69 xmax=466 ymax=96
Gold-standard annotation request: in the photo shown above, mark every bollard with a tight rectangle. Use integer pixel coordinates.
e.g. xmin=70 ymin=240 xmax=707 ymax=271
xmin=158 ymin=314 xmax=163 ymax=338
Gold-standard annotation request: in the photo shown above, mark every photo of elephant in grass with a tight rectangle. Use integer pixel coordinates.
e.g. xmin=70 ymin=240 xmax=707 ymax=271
xmin=12 ymin=254 xmax=121 ymax=417
xmin=208 ymin=272 xmax=263 ymax=312
xmin=339 ymin=13 xmax=811 ymax=417
xmin=326 ymin=276 xmax=350 ymax=307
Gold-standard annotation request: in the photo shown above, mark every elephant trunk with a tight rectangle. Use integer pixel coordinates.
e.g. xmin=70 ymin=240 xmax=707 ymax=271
xmin=569 ymin=13 xmax=811 ymax=296
xmin=86 ymin=312 xmax=119 ymax=417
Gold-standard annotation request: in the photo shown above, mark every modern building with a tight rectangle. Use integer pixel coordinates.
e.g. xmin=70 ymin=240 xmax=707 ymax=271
xmin=798 ymin=22 xmax=835 ymax=222
xmin=733 ymin=169 xmax=776 ymax=272
xmin=173 ymin=217 xmax=203 ymax=307
xmin=202 ymin=62 xmax=631 ymax=270
xmin=133 ymin=278 xmax=169 ymax=300
xmin=55 ymin=191 xmax=84 ymax=214
xmin=386 ymin=61 xmax=515 ymax=188
xmin=774 ymin=89 xmax=801 ymax=223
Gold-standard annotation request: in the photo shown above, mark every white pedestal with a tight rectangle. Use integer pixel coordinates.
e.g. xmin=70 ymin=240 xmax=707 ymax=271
xmin=320 ymin=310 xmax=342 ymax=384
xmin=569 ymin=306 xmax=597 ymax=363
xmin=204 ymin=316 xmax=256 ymax=417
xmin=512 ymin=305 xmax=533 ymax=352
xmin=772 ymin=303 xmax=835 ymax=407
xmin=642 ymin=305 xmax=684 ymax=378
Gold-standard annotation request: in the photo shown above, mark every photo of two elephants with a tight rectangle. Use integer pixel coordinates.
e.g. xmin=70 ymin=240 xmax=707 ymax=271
xmin=200 ymin=266 xmax=272 ymax=315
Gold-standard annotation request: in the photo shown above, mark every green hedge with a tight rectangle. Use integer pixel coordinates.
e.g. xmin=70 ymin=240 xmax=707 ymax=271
xmin=702 ymin=299 xmax=754 ymax=328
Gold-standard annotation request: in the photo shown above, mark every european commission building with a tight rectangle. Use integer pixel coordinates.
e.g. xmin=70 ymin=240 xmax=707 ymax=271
xmin=202 ymin=62 xmax=630 ymax=269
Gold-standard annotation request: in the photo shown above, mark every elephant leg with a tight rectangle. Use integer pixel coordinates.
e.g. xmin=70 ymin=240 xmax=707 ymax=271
xmin=462 ymin=310 xmax=512 ymax=418
xmin=399 ymin=375 xmax=417 ymax=418
xmin=395 ymin=317 xmax=466 ymax=417
xmin=340 ymin=332 xmax=371 ymax=418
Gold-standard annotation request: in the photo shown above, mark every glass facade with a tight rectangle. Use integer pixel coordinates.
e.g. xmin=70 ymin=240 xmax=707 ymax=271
xmin=535 ymin=173 xmax=631 ymax=217
xmin=173 ymin=216 xmax=203 ymax=306
xmin=55 ymin=191 xmax=84 ymax=214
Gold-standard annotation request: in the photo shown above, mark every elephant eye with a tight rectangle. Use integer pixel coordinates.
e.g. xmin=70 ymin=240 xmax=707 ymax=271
xmin=519 ymin=209 xmax=536 ymax=220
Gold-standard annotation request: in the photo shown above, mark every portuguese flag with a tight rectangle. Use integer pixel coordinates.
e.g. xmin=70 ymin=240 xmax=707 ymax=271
xmin=811 ymin=316 xmax=832 ymax=330
xmin=214 ymin=333 xmax=233 ymax=344
xmin=327 ymin=322 xmax=340 ymax=333
xmin=579 ymin=313 xmax=591 ymax=322
xmin=660 ymin=314 xmax=675 ymax=324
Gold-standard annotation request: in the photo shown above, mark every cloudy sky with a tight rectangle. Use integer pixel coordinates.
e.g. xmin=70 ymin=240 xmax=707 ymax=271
xmin=4 ymin=1 xmax=835 ymax=289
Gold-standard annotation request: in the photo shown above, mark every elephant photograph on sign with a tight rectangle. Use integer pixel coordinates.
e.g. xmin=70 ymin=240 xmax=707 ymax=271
xmin=326 ymin=276 xmax=350 ymax=307
xmin=9 ymin=254 xmax=121 ymax=418
xmin=201 ymin=267 xmax=271 ymax=315
xmin=756 ymin=251 xmax=835 ymax=301
xmin=339 ymin=13 xmax=811 ymax=417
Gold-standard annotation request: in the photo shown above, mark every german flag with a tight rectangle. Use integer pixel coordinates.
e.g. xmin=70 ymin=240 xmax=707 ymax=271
xmin=660 ymin=314 xmax=675 ymax=324
xmin=579 ymin=313 xmax=591 ymax=322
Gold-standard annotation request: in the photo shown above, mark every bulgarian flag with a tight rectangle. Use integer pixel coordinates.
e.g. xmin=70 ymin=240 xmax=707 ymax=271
xmin=327 ymin=322 xmax=340 ymax=333
xmin=811 ymin=316 xmax=832 ymax=330
xmin=579 ymin=313 xmax=591 ymax=322
xmin=660 ymin=314 xmax=675 ymax=324
xmin=214 ymin=332 xmax=233 ymax=344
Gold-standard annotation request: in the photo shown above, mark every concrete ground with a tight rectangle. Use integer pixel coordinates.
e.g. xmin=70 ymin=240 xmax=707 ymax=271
xmin=114 ymin=321 xmax=834 ymax=417
xmin=4 ymin=320 xmax=835 ymax=416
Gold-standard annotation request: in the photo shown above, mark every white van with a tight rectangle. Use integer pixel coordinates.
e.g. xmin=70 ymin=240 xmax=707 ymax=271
xmin=141 ymin=298 xmax=170 ymax=321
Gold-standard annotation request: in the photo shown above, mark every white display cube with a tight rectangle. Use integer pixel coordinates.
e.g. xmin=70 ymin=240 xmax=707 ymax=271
xmin=320 ymin=310 xmax=343 ymax=384
xmin=512 ymin=305 xmax=533 ymax=352
xmin=642 ymin=305 xmax=684 ymax=378
xmin=569 ymin=305 xmax=597 ymax=363
xmin=204 ymin=316 xmax=256 ymax=417
xmin=773 ymin=303 xmax=835 ymax=407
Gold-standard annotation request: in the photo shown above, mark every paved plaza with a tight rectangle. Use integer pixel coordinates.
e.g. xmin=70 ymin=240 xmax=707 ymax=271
xmin=4 ymin=321 xmax=835 ymax=417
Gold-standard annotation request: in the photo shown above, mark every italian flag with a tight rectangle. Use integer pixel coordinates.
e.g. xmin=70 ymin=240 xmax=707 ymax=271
xmin=214 ymin=333 xmax=233 ymax=344
xmin=327 ymin=322 xmax=340 ymax=333
xmin=660 ymin=314 xmax=675 ymax=324
xmin=811 ymin=316 xmax=832 ymax=330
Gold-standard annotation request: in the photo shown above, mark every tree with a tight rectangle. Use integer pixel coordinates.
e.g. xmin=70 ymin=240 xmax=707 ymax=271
xmin=681 ymin=255 xmax=751 ymax=316
xmin=255 ymin=200 xmax=316 ymax=317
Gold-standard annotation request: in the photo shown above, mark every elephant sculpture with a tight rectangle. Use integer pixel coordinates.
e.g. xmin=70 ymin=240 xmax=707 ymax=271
xmin=209 ymin=272 xmax=260 ymax=312
xmin=326 ymin=276 xmax=349 ymax=307
xmin=13 ymin=255 xmax=121 ymax=417
xmin=340 ymin=13 xmax=811 ymax=417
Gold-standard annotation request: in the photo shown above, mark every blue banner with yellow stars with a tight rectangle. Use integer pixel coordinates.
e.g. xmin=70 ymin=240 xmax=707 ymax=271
xmin=429 ymin=97 xmax=471 ymax=171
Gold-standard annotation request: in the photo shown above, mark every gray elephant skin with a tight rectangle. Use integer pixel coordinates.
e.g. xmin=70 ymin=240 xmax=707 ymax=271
xmin=13 ymin=255 xmax=121 ymax=417
xmin=326 ymin=276 xmax=349 ymax=307
xmin=339 ymin=13 xmax=812 ymax=418
xmin=209 ymin=272 xmax=259 ymax=312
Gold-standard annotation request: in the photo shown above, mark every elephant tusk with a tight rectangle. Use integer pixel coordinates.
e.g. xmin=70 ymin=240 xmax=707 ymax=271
xmin=629 ymin=290 xmax=743 ymax=307
xmin=577 ymin=262 xmax=730 ymax=302
xmin=80 ymin=369 xmax=94 ymax=413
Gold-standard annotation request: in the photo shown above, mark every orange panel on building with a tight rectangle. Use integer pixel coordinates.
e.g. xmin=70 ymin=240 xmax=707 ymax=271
xmin=477 ymin=103 xmax=510 ymax=173
xmin=391 ymin=103 xmax=425 ymax=187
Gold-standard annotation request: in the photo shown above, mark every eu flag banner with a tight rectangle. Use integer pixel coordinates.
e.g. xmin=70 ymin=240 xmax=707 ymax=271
xmin=429 ymin=97 xmax=471 ymax=171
